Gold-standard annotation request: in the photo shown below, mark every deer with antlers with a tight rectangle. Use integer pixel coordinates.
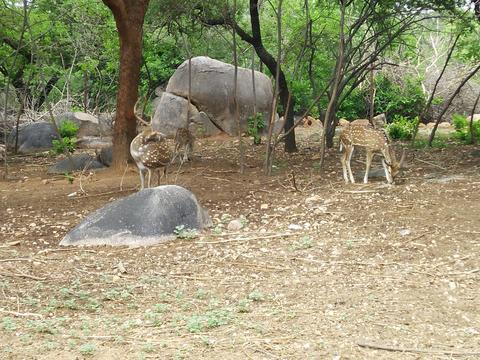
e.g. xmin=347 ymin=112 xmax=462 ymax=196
xmin=339 ymin=122 xmax=405 ymax=184
xmin=130 ymin=100 xmax=174 ymax=189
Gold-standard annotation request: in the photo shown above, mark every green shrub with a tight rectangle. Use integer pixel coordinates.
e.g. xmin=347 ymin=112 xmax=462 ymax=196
xmin=338 ymin=74 xmax=425 ymax=122
xmin=337 ymin=88 xmax=367 ymax=120
xmin=247 ymin=112 xmax=266 ymax=145
xmin=451 ymin=114 xmax=480 ymax=143
xmin=386 ymin=116 xmax=419 ymax=140
xmin=52 ymin=120 xmax=79 ymax=154
xmin=375 ymin=75 xmax=425 ymax=120
xmin=58 ymin=120 xmax=79 ymax=138
xmin=52 ymin=137 xmax=77 ymax=154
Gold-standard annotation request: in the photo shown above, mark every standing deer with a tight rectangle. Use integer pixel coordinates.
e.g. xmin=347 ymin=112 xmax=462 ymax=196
xmin=130 ymin=129 xmax=173 ymax=189
xmin=172 ymin=127 xmax=195 ymax=164
xmin=339 ymin=123 xmax=405 ymax=184
xmin=130 ymin=100 xmax=173 ymax=189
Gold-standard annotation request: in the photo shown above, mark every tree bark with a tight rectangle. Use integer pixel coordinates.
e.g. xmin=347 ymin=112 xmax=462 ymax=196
xmin=248 ymin=0 xmax=296 ymax=152
xmin=103 ymin=0 xmax=150 ymax=170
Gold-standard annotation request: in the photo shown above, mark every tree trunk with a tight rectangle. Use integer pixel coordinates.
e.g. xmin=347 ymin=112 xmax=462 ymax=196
xmin=320 ymin=2 xmax=345 ymax=167
xmin=103 ymin=0 xmax=150 ymax=170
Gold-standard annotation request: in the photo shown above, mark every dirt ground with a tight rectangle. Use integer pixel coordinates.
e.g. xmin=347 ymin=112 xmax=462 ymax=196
xmin=1 ymin=127 xmax=479 ymax=359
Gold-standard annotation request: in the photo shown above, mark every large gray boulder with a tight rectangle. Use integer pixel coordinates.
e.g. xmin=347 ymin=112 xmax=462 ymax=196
xmin=60 ymin=185 xmax=212 ymax=246
xmin=96 ymin=147 xmax=113 ymax=167
xmin=152 ymin=92 xmax=222 ymax=136
xmin=56 ymin=112 xmax=101 ymax=137
xmin=153 ymin=56 xmax=274 ymax=136
xmin=97 ymin=112 xmax=115 ymax=136
xmin=77 ymin=136 xmax=112 ymax=150
xmin=152 ymin=92 xmax=221 ymax=137
xmin=7 ymin=122 xmax=59 ymax=154
xmin=47 ymin=154 xmax=105 ymax=174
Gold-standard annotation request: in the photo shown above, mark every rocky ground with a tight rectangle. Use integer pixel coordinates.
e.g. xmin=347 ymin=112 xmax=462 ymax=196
xmin=0 ymin=127 xmax=479 ymax=359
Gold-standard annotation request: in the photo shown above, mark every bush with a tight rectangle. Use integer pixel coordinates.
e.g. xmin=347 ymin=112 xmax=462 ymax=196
xmin=247 ymin=112 xmax=266 ymax=145
xmin=52 ymin=137 xmax=77 ymax=154
xmin=337 ymin=88 xmax=367 ymax=120
xmin=386 ymin=116 xmax=419 ymax=140
xmin=338 ymin=74 xmax=425 ymax=122
xmin=452 ymin=114 xmax=480 ymax=143
xmin=375 ymin=75 xmax=425 ymax=121
xmin=58 ymin=120 xmax=79 ymax=138
xmin=52 ymin=120 xmax=79 ymax=154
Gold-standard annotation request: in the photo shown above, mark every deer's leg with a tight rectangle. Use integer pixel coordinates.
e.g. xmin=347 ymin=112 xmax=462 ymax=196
xmin=364 ymin=151 xmax=373 ymax=183
xmin=136 ymin=163 xmax=146 ymax=190
xmin=182 ymin=146 xmax=188 ymax=163
xmin=340 ymin=146 xmax=349 ymax=183
xmin=147 ymin=169 xmax=152 ymax=188
xmin=381 ymin=158 xmax=393 ymax=184
xmin=346 ymin=146 xmax=355 ymax=183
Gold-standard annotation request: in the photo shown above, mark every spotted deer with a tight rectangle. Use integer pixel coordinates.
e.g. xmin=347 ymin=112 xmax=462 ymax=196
xmin=130 ymin=129 xmax=173 ymax=189
xmin=339 ymin=122 xmax=405 ymax=184
xmin=130 ymin=100 xmax=173 ymax=189
xmin=338 ymin=114 xmax=387 ymax=151
xmin=172 ymin=127 xmax=195 ymax=164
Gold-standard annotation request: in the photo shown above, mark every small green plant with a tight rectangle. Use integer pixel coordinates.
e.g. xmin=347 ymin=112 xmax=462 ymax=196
xmin=79 ymin=343 xmax=96 ymax=356
xmin=1 ymin=317 xmax=17 ymax=332
xmin=293 ymin=236 xmax=313 ymax=250
xmin=27 ymin=319 xmax=57 ymax=334
xmin=236 ymin=299 xmax=251 ymax=313
xmin=387 ymin=116 xmax=419 ymax=140
xmin=186 ymin=309 xmax=232 ymax=333
xmin=52 ymin=137 xmax=77 ymax=154
xmin=413 ymin=136 xmax=449 ymax=149
xmin=247 ymin=290 xmax=263 ymax=302
xmin=174 ymin=225 xmax=198 ymax=239
xmin=52 ymin=120 xmax=79 ymax=154
xmin=58 ymin=120 xmax=80 ymax=138
xmin=142 ymin=342 xmax=156 ymax=353
xmin=247 ymin=112 xmax=266 ymax=145
xmin=452 ymin=114 xmax=480 ymax=143
xmin=64 ymin=172 xmax=74 ymax=184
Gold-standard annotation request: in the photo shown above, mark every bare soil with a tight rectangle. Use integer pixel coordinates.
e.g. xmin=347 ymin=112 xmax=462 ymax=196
xmin=1 ymin=127 xmax=479 ymax=359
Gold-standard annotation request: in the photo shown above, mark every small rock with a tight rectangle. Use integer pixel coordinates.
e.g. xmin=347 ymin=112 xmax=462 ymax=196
xmin=399 ymin=229 xmax=411 ymax=236
xmin=288 ymin=224 xmax=302 ymax=231
xmin=260 ymin=204 xmax=269 ymax=210
xmin=227 ymin=219 xmax=243 ymax=231
xmin=42 ymin=179 xmax=50 ymax=185
xmin=116 ymin=261 xmax=127 ymax=274
xmin=305 ymin=195 xmax=321 ymax=204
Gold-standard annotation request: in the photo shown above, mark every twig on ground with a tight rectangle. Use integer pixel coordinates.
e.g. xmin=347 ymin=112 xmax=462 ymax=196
xmin=344 ymin=190 xmax=378 ymax=194
xmin=204 ymin=176 xmax=230 ymax=182
xmin=0 ymin=258 xmax=46 ymax=263
xmin=0 ymin=271 xmax=46 ymax=281
xmin=81 ymin=188 xmax=136 ymax=198
xmin=414 ymin=157 xmax=447 ymax=170
xmin=196 ymin=233 xmax=298 ymax=244
xmin=442 ymin=268 xmax=480 ymax=276
xmin=358 ymin=340 xmax=480 ymax=356
xmin=0 ymin=309 xmax=43 ymax=318
xmin=0 ymin=241 xmax=21 ymax=248
xmin=36 ymin=248 xmax=96 ymax=255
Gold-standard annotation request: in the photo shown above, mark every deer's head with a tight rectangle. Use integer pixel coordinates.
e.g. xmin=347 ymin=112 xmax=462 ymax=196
xmin=386 ymin=147 xmax=406 ymax=182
